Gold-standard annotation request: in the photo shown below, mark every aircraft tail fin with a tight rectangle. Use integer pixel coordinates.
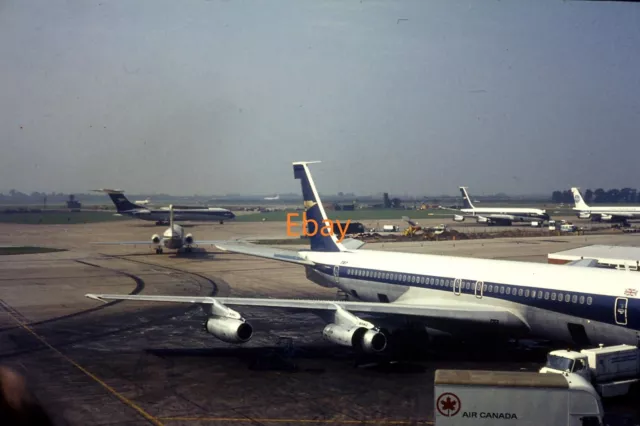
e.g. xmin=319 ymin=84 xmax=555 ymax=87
xmin=169 ymin=204 xmax=174 ymax=228
xmin=459 ymin=187 xmax=475 ymax=210
xmin=571 ymin=187 xmax=590 ymax=210
xmin=96 ymin=189 xmax=142 ymax=212
xmin=293 ymin=161 xmax=346 ymax=252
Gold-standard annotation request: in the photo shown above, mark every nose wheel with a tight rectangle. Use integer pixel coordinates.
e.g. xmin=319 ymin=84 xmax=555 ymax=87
xmin=155 ymin=247 xmax=163 ymax=254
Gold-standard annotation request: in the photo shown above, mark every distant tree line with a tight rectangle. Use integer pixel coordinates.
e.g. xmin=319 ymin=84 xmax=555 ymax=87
xmin=552 ymin=188 xmax=640 ymax=204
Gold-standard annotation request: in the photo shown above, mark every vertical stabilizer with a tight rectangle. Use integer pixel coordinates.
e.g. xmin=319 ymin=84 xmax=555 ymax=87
xmin=571 ymin=188 xmax=591 ymax=210
xmin=292 ymin=161 xmax=346 ymax=252
xmin=459 ymin=187 xmax=475 ymax=210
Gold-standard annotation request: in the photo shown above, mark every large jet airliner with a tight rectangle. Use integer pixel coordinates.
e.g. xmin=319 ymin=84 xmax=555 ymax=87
xmin=571 ymin=187 xmax=640 ymax=226
xmin=87 ymin=162 xmax=639 ymax=355
xmin=94 ymin=205 xmax=220 ymax=254
xmin=453 ymin=187 xmax=550 ymax=226
xmin=96 ymin=189 xmax=235 ymax=225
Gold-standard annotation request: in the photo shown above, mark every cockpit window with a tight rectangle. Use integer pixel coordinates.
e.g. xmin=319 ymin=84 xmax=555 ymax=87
xmin=546 ymin=355 xmax=574 ymax=372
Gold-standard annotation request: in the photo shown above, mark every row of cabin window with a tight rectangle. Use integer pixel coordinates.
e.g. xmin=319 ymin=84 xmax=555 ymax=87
xmin=345 ymin=269 xmax=593 ymax=306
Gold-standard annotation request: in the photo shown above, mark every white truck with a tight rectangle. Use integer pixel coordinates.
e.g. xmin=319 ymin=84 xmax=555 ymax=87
xmin=382 ymin=225 xmax=399 ymax=232
xmin=434 ymin=369 xmax=604 ymax=426
xmin=540 ymin=344 xmax=640 ymax=398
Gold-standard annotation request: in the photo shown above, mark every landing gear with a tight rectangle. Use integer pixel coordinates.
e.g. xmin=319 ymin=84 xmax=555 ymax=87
xmin=219 ymin=220 xmax=224 ymax=225
xmin=184 ymin=247 xmax=192 ymax=253
xmin=155 ymin=247 xmax=163 ymax=254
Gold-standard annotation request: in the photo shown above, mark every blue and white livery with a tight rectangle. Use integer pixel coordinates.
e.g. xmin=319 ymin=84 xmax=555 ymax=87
xmin=86 ymin=162 xmax=640 ymax=354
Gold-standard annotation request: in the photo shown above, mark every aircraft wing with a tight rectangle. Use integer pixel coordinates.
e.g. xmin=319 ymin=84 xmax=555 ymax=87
xmin=215 ymin=242 xmax=314 ymax=265
xmin=85 ymin=294 xmax=528 ymax=331
xmin=92 ymin=241 xmax=155 ymax=245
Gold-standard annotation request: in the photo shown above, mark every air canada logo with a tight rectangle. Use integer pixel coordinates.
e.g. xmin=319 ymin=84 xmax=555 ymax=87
xmin=437 ymin=393 xmax=461 ymax=417
xmin=574 ymin=194 xmax=581 ymax=203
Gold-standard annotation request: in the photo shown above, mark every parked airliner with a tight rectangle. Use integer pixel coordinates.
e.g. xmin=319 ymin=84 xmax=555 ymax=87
xmin=572 ymin=187 xmax=640 ymax=226
xmin=87 ymin=162 xmax=639 ymax=355
xmin=453 ymin=187 xmax=550 ymax=226
xmin=264 ymin=194 xmax=280 ymax=200
xmin=96 ymin=189 xmax=235 ymax=225
xmin=94 ymin=205 xmax=219 ymax=254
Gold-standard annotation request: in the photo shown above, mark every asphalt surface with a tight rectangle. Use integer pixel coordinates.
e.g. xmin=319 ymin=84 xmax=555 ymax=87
xmin=0 ymin=219 xmax=639 ymax=425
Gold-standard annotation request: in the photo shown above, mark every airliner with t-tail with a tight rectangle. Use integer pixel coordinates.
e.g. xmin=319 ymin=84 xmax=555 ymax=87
xmin=95 ymin=189 xmax=235 ymax=225
xmin=87 ymin=162 xmax=639 ymax=355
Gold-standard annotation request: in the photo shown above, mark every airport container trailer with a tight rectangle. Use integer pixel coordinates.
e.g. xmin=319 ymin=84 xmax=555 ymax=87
xmin=540 ymin=344 xmax=640 ymax=398
xmin=382 ymin=225 xmax=399 ymax=232
xmin=434 ymin=369 xmax=604 ymax=426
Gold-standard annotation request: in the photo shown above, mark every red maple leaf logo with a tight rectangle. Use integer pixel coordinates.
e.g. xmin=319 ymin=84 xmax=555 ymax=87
xmin=437 ymin=393 xmax=461 ymax=417
xmin=441 ymin=396 xmax=457 ymax=411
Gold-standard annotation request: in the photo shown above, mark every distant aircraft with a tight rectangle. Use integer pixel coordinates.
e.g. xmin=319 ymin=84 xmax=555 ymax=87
xmin=87 ymin=161 xmax=640 ymax=354
xmin=134 ymin=197 xmax=152 ymax=206
xmin=93 ymin=205 xmax=219 ymax=254
xmin=95 ymin=189 xmax=235 ymax=225
xmin=264 ymin=194 xmax=280 ymax=200
xmin=571 ymin=187 xmax=640 ymax=226
xmin=452 ymin=187 xmax=549 ymax=226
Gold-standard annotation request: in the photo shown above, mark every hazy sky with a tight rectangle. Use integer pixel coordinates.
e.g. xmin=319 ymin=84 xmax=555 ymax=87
xmin=1 ymin=0 xmax=640 ymax=196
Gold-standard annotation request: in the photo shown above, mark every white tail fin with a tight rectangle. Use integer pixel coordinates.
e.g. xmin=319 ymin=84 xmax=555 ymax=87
xmin=169 ymin=204 xmax=174 ymax=227
xmin=570 ymin=188 xmax=590 ymax=210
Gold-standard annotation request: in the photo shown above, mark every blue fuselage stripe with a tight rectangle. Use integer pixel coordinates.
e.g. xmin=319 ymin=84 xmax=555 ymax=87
xmin=312 ymin=264 xmax=638 ymax=331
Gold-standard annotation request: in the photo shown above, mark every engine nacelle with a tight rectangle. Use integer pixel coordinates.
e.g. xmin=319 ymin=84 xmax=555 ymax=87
xmin=578 ymin=212 xmax=591 ymax=219
xmin=322 ymin=323 xmax=387 ymax=354
xmin=205 ymin=317 xmax=253 ymax=343
xmin=185 ymin=233 xmax=194 ymax=245
xmin=151 ymin=234 xmax=161 ymax=244
xmin=476 ymin=216 xmax=489 ymax=223
xmin=453 ymin=215 xmax=465 ymax=222
xmin=600 ymin=214 xmax=613 ymax=221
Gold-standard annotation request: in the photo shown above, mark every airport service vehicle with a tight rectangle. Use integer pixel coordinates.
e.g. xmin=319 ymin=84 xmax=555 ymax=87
xmin=95 ymin=189 xmax=235 ymax=225
xmin=86 ymin=161 xmax=640 ymax=356
xmin=572 ymin=188 xmax=640 ymax=226
xmin=382 ymin=225 xmax=399 ymax=232
xmin=434 ymin=369 xmax=604 ymax=426
xmin=452 ymin=187 xmax=550 ymax=226
xmin=540 ymin=344 xmax=640 ymax=397
xmin=93 ymin=205 xmax=220 ymax=254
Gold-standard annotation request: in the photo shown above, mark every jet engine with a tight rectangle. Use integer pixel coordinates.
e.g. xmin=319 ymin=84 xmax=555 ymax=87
xmin=453 ymin=215 xmax=465 ymax=222
xmin=476 ymin=216 xmax=489 ymax=223
xmin=600 ymin=214 xmax=613 ymax=221
xmin=151 ymin=234 xmax=161 ymax=244
xmin=205 ymin=317 xmax=253 ymax=343
xmin=322 ymin=323 xmax=387 ymax=353
xmin=185 ymin=233 xmax=194 ymax=245
xmin=578 ymin=212 xmax=591 ymax=219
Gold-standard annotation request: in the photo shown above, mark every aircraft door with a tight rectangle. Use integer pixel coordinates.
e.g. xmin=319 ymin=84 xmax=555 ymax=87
xmin=453 ymin=278 xmax=462 ymax=296
xmin=475 ymin=281 xmax=484 ymax=299
xmin=615 ymin=297 xmax=628 ymax=325
xmin=333 ymin=266 xmax=340 ymax=285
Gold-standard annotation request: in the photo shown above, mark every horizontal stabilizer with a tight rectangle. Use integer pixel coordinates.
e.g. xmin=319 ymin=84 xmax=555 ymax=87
xmin=341 ymin=238 xmax=366 ymax=250
xmin=566 ymin=258 xmax=599 ymax=268
xmin=214 ymin=242 xmax=314 ymax=265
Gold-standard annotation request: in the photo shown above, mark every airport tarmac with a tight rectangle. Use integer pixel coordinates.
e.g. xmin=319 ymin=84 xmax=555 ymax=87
xmin=1 ymin=219 xmax=639 ymax=425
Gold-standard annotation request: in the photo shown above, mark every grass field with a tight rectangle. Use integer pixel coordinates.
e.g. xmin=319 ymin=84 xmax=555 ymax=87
xmin=0 ymin=211 xmax=132 ymax=225
xmin=0 ymin=246 xmax=67 ymax=255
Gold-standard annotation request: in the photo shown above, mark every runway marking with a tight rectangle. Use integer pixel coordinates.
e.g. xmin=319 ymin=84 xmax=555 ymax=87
xmin=159 ymin=417 xmax=433 ymax=425
xmin=1 ymin=304 xmax=164 ymax=426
